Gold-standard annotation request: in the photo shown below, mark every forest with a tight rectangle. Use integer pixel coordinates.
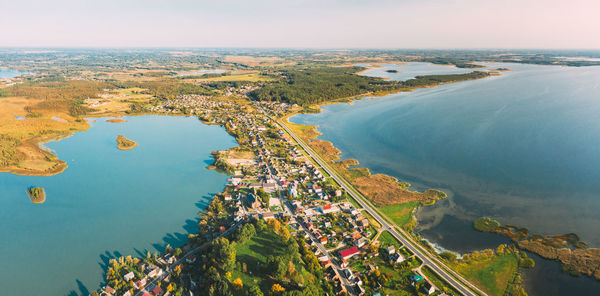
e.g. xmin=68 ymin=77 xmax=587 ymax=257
xmin=249 ymin=67 xmax=491 ymax=105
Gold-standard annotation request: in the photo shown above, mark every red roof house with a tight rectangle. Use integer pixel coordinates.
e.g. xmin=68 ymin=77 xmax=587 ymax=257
xmin=339 ymin=246 xmax=359 ymax=260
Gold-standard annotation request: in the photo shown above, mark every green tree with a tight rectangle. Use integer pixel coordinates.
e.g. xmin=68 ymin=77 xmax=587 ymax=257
xmin=209 ymin=237 xmax=236 ymax=272
xmin=248 ymin=285 xmax=263 ymax=296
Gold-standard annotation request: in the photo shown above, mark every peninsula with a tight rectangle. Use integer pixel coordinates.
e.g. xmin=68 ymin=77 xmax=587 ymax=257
xmin=116 ymin=135 xmax=137 ymax=150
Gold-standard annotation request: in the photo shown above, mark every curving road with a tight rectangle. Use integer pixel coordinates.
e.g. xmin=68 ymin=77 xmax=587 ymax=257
xmin=276 ymin=118 xmax=487 ymax=296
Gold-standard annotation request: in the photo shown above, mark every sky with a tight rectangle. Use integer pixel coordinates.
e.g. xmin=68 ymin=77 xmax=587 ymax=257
xmin=1 ymin=0 xmax=599 ymax=48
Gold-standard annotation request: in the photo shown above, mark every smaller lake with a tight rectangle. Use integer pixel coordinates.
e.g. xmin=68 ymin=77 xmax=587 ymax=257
xmin=176 ymin=69 xmax=226 ymax=76
xmin=0 ymin=115 xmax=237 ymax=296
xmin=0 ymin=69 xmax=28 ymax=78
xmin=356 ymin=62 xmax=473 ymax=81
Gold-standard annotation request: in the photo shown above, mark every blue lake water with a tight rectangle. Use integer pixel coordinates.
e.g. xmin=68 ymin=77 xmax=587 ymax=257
xmin=291 ymin=62 xmax=600 ymax=295
xmin=357 ymin=62 xmax=472 ymax=80
xmin=176 ymin=69 xmax=225 ymax=76
xmin=0 ymin=69 xmax=27 ymax=78
xmin=0 ymin=115 xmax=236 ymax=296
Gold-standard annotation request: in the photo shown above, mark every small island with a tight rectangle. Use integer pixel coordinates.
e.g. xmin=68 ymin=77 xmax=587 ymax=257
xmin=116 ymin=135 xmax=138 ymax=150
xmin=27 ymin=187 xmax=46 ymax=204
xmin=106 ymin=118 xmax=127 ymax=123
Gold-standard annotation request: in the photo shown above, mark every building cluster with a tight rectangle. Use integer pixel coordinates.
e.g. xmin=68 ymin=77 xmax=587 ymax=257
xmin=96 ymin=95 xmax=444 ymax=296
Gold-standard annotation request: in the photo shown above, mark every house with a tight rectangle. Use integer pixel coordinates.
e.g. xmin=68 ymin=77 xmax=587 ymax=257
xmin=422 ymin=282 xmax=436 ymax=295
xmin=134 ymin=279 xmax=145 ymax=289
xmin=339 ymin=246 xmax=359 ymax=260
xmin=390 ymin=253 xmax=405 ymax=264
xmin=320 ymin=237 xmax=328 ymax=244
xmin=124 ymin=271 xmax=135 ymax=281
xmin=224 ymin=194 xmax=232 ymax=201
xmin=385 ymin=246 xmax=396 ymax=256
xmin=262 ymin=212 xmax=276 ymax=221
xmin=186 ymin=255 xmax=197 ymax=264
xmin=320 ymin=259 xmax=332 ymax=267
xmin=104 ymin=286 xmax=115 ymax=295
xmin=355 ymin=237 xmax=367 ymax=248
xmin=152 ymin=285 xmax=162 ymax=296
xmin=246 ymin=193 xmax=261 ymax=209
xmin=358 ymin=218 xmax=369 ymax=227
xmin=148 ymin=268 xmax=163 ymax=278
xmin=321 ymin=204 xmax=340 ymax=214
xmin=123 ymin=291 xmax=132 ymax=296
xmin=313 ymin=184 xmax=322 ymax=193
xmin=289 ymin=186 xmax=298 ymax=198
xmin=342 ymin=268 xmax=353 ymax=280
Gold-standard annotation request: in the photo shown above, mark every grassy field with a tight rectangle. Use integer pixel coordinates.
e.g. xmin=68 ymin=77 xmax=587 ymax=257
xmin=232 ymin=231 xmax=313 ymax=290
xmin=452 ymin=253 xmax=519 ymax=296
xmin=379 ymin=201 xmax=419 ymax=228
xmin=233 ymin=231 xmax=285 ymax=289
xmin=378 ymin=230 xmax=401 ymax=248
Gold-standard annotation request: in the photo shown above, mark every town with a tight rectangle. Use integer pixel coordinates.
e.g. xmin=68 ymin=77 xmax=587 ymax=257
xmin=92 ymin=91 xmax=467 ymax=296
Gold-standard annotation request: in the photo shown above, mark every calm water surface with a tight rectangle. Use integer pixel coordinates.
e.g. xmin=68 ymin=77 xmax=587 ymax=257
xmin=0 ymin=115 xmax=236 ymax=296
xmin=0 ymin=69 xmax=26 ymax=78
xmin=291 ymin=62 xmax=600 ymax=294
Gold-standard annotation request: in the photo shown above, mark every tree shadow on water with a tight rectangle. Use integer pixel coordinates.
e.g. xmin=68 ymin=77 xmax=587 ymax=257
xmin=65 ymin=279 xmax=90 ymax=296
xmin=87 ymin=193 xmax=217 ymax=293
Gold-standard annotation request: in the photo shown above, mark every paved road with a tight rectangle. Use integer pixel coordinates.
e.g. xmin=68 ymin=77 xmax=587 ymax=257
xmin=276 ymin=119 xmax=487 ymax=296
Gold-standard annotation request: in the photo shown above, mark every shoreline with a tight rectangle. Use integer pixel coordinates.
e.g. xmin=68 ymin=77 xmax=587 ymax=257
xmin=284 ymin=68 xmax=600 ymax=291
xmin=0 ymin=112 xmax=197 ymax=176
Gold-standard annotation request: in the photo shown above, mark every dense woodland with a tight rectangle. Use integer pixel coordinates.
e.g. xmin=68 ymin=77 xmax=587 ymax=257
xmin=248 ymin=67 xmax=391 ymax=105
xmin=249 ymin=67 xmax=490 ymax=105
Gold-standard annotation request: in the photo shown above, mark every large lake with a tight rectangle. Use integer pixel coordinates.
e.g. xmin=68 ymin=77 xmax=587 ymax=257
xmin=0 ymin=115 xmax=236 ymax=296
xmin=291 ymin=62 xmax=600 ymax=295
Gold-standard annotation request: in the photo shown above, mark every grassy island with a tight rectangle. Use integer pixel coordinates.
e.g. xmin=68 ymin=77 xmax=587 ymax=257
xmin=27 ymin=187 xmax=46 ymax=204
xmin=474 ymin=217 xmax=600 ymax=280
xmin=116 ymin=135 xmax=137 ymax=150
xmin=474 ymin=217 xmax=501 ymax=232
xmin=106 ymin=118 xmax=127 ymax=123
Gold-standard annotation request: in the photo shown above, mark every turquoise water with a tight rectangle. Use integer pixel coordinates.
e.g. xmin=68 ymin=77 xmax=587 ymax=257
xmin=291 ymin=62 xmax=600 ymax=295
xmin=0 ymin=69 xmax=27 ymax=78
xmin=0 ymin=115 xmax=236 ymax=296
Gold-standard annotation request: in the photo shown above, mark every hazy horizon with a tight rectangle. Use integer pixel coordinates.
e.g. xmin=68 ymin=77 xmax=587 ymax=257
xmin=1 ymin=0 xmax=599 ymax=49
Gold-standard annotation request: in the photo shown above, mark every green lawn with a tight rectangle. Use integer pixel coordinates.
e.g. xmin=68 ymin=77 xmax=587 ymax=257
xmin=232 ymin=231 xmax=314 ymax=290
xmin=232 ymin=231 xmax=286 ymax=289
xmin=378 ymin=201 xmax=419 ymax=228
xmin=378 ymin=230 xmax=401 ymax=248
xmin=452 ymin=253 xmax=519 ymax=296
